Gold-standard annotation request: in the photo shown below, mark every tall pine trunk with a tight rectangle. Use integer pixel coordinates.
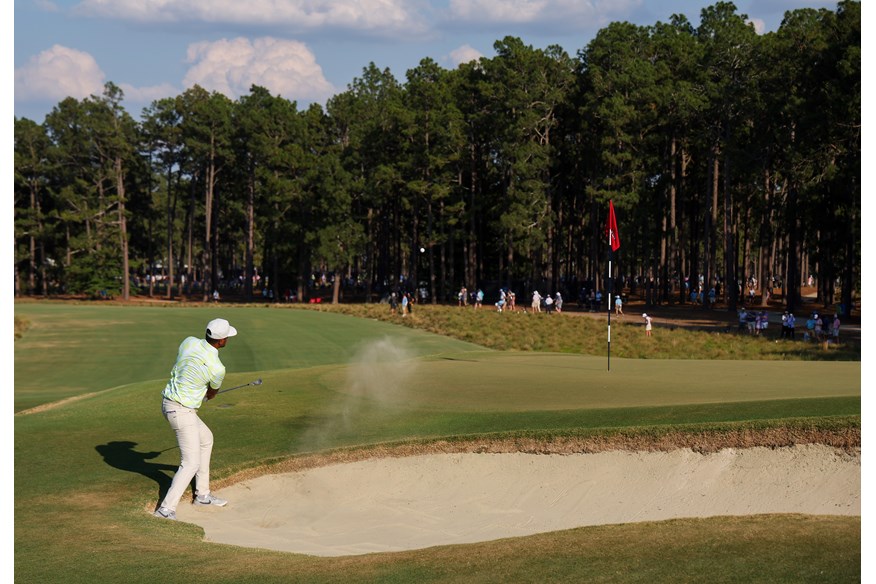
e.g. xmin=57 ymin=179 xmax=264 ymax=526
xmin=116 ymin=156 xmax=130 ymax=300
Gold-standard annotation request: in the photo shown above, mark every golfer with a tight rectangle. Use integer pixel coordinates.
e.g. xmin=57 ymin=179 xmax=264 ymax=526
xmin=154 ymin=318 xmax=237 ymax=520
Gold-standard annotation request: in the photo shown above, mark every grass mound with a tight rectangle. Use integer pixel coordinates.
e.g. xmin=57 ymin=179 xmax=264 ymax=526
xmin=303 ymin=303 xmax=861 ymax=361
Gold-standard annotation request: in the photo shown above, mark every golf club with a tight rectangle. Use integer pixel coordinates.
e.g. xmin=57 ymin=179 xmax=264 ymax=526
xmin=217 ymin=378 xmax=263 ymax=394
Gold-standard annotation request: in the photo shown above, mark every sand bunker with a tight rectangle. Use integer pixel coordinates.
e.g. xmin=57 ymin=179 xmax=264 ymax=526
xmin=175 ymin=444 xmax=860 ymax=557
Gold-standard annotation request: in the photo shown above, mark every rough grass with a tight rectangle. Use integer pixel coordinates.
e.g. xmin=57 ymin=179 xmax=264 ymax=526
xmin=301 ymin=303 xmax=861 ymax=361
xmin=14 ymin=314 xmax=29 ymax=340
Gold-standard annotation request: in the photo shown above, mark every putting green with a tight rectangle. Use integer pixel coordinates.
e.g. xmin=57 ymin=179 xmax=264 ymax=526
xmin=318 ymin=350 xmax=861 ymax=412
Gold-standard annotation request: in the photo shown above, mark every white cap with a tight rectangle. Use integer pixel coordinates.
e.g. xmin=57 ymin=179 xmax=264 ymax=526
xmin=642 ymin=313 xmax=648 ymax=317
xmin=206 ymin=318 xmax=238 ymax=340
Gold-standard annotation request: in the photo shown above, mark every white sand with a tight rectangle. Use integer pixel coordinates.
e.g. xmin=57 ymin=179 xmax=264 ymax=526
xmin=175 ymin=444 xmax=860 ymax=557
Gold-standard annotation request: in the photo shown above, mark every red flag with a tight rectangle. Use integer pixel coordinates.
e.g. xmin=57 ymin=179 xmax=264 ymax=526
xmin=606 ymin=200 xmax=620 ymax=251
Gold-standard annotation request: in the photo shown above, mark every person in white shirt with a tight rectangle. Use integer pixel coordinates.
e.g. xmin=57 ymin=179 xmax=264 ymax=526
xmin=154 ymin=318 xmax=237 ymax=520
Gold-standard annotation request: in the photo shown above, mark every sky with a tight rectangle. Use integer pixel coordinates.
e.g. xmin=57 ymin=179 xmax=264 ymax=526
xmin=12 ymin=0 xmax=849 ymax=123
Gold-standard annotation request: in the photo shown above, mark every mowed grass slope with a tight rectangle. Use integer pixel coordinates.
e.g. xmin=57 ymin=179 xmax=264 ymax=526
xmin=14 ymin=302 xmax=861 ymax=583
xmin=13 ymin=302 xmax=485 ymax=412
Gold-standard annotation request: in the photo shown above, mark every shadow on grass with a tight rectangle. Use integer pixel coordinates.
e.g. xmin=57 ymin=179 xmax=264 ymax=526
xmin=95 ymin=441 xmax=177 ymax=505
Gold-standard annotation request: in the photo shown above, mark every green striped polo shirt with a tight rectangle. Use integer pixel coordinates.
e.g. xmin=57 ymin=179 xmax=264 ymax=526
xmin=161 ymin=336 xmax=226 ymax=408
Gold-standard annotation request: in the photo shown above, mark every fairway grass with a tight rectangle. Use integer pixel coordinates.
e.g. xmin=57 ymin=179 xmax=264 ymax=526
xmin=13 ymin=302 xmax=485 ymax=412
xmin=14 ymin=302 xmax=861 ymax=583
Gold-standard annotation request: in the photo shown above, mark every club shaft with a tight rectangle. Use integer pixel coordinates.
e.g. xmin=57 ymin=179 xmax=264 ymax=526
xmin=217 ymin=379 xmax=261 ymax=394
xmin=217 ymin=383 xmax=250 ymax=394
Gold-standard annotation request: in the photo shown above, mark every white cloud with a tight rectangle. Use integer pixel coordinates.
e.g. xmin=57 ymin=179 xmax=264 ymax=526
xmin=450 ymin=0 xmax=547 ymax=23
xmin=448 ymin=44 xmax=483 ymax=67
xmin=14 ymin=45 xmax=105 ymax=102
xmin=73 ymin=0 xmax=427 ymax=35
xmin=183 ymin=37 xmax=336 ymax=102
xmin=448 ymin=0 xmax=640 ymax=27
xmin=747 ymin=18 xmax=766 ymax=34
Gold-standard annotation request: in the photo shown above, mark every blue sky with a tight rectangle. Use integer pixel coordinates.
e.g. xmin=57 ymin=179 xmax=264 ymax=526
xmin=13 ymin=0 xmax=847 ymax=123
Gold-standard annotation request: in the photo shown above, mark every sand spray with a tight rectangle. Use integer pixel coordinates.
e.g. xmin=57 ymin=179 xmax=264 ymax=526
xmin=294 ymin=336 xmax=417 ymax=452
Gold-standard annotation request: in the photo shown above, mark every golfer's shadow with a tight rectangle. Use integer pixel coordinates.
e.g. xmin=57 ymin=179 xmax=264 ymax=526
xmin=95 ymin=441 xmax=177 ymax=502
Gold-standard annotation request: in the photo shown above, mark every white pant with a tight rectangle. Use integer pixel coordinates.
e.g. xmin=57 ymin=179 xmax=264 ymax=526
xmin=159 ymin=398 xmax=214 ymax=511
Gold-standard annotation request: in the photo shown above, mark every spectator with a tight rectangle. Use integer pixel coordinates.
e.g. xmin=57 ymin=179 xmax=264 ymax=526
xmin=545 ymin=294 xmax=554 ymax=313
xmin=496 ymin=289 xmax=507 ymax=312
xmin=475 ymin=289 xmax=484 ymax=309
xmin=738 ymin=308 xmax=748 ymax=333
xmin=555 ymin=292 xmax=563 ymax=313
xmin=642 ymin=313 xmax=652 ymax=337
xmin=532 ymin=290 xmax=543 ymax=313
xmin=832 ymin=314 xmax=840 ymax=343
xmin=401 ymin=292 xmax=409 ymax=317
xmin=614 ymin=295 xmax=623 ymax=317
xmin=805 ymin=314 xmax=816 ymax=341
xmin=458 ymin=286 xmax=468 ymax=307
xmin=758 ymin=311 xmax=768 ymax=336
xmin=787 ymin=312 xmax=796 ymax=340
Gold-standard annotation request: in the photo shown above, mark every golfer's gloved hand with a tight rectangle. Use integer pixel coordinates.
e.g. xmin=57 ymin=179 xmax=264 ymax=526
xmin=205 ymin=387 xmax=219 ymax=401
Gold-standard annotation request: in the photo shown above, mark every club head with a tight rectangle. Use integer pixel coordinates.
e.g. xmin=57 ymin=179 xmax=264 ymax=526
xmin=252 ymin=379 xmax=263 ymax=386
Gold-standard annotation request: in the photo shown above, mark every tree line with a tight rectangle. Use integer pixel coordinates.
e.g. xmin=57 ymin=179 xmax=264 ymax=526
xmin=14 ymin=1 xmax=860 ymax=314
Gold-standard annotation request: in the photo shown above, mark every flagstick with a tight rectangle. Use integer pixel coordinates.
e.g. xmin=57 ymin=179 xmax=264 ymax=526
xmin=605 ymin=199 xmax=619 ymax=372
xmin=607 ymin=248 xmax=612 ymax=372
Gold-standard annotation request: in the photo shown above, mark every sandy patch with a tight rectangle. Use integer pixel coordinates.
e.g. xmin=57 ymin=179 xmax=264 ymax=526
xmin=175 ymin=444 xmax=860 ymax=557
xmin=16 ymin=391 xmax=106 ymax=415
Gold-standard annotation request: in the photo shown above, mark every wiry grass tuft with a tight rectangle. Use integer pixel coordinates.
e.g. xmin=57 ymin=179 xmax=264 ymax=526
xmin=299 ymin=303 xmax=860 ymax=361
xmin=14 ymin=315 xmax=29 ymax=340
